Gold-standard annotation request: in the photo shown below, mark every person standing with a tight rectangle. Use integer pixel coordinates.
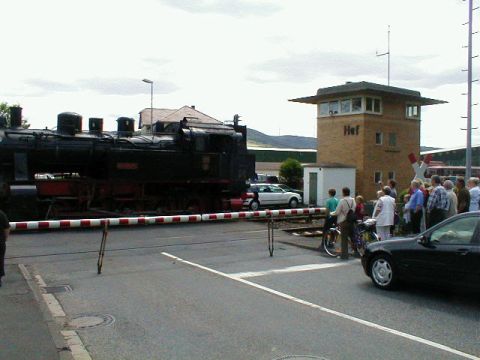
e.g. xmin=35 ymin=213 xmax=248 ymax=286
xmin=0 ymin=209 xmax=10 ymax=287
xmin=323 ymin=189 xmax=339 ymax=233
xmin=426 ymin=175 xmax=449 ymax=228
xmin=467 ymin=177 xmax=480 ymax=212
xmin=388 ymin=179 xmax=398 ymax=201
xmin=443 ymin=180 xmax=457 ymax=218
xmin=331 ymin=187 xmax=356 ymax=260
xmin=456 ymin=177 xmax=470 ymax=213
xmin=409 ymin=180 xmax=424 ymax=234
xmin=355 ymin=195 xmax=366 ymax=221
xmin=373 ymin=187 xmax=396 ymax=240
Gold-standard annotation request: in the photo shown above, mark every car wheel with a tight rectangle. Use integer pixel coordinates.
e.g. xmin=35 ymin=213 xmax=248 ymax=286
xmin=289 ymin=197 xmax=299 ymax=209
xmin=369 ymin=254 xmax=398 ymax=290
xmin=249 ymin=200 xmax=260 ymax=211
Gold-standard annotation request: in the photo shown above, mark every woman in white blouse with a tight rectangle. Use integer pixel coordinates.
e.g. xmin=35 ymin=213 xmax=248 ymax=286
xmin=373 ymin=187 xmax=396 ymax=241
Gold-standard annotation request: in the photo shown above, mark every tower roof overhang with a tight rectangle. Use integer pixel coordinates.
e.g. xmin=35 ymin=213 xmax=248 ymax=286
xmin=289 ymin=81 xmax=447 ymax=106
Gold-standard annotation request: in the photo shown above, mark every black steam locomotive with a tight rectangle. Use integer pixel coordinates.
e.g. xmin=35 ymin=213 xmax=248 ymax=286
xmin=0 ymin=107 xmax=255 ymax=221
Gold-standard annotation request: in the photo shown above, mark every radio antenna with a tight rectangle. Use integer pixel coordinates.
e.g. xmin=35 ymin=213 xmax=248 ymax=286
xmin=376 ymin=25 xmax=391 ymax=86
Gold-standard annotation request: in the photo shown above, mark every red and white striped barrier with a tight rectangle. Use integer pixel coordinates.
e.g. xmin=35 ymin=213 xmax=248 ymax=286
xmin=201 ymin=207 xmax=323 ymax=221
xmin=10 ymin=214 xmax=202 ymax=231
xmin=9 ymin=208 xmax=324 ymax=231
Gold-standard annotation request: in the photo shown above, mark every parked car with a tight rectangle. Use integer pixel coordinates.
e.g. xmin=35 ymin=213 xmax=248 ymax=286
xmin=276 ymin=183 xmax=303 ymax=199
xmin=361 ymin=212 xmax=480 ymax=291
xmin=243 ymin=183 xmax=302 ymax=210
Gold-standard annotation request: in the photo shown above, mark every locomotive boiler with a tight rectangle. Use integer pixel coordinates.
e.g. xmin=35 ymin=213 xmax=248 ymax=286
xmin=0 ymin=107 xmax=255 ymax=221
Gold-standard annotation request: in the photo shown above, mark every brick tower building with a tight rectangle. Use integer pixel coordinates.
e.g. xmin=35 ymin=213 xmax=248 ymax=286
xmin=290 ymin=81 xmax=446 ymax=200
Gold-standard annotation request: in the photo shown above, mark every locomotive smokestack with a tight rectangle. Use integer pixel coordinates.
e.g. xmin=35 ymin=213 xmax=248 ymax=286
xmin=10 ymin=106 xmax=22 ymax=128
xmin=58 ymin=112 xmax=82 ymax=135
xmin=89 ymin=118 xmax=103 ymax=133
xmin=116 ymin=117 xmax=135 ymax=137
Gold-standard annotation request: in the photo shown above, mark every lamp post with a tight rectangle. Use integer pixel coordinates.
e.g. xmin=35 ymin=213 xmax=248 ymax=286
xmin=142 ymin=79 xmax=153 ymax=134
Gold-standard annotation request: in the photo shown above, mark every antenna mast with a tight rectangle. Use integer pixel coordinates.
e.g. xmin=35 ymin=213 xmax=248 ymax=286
xmin=376 ymin=25 xmax=391 ymax=86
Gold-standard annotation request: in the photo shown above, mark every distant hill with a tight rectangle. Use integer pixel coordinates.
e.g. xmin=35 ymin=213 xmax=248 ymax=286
xmin=248 ymin=128 xmax=441 ymax=152
xmin=247 ymin=128 xmax=317 ymax=149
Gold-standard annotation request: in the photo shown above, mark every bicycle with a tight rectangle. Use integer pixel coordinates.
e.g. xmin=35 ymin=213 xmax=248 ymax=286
xmin=322 ymin=218 xmax=379 ymax=258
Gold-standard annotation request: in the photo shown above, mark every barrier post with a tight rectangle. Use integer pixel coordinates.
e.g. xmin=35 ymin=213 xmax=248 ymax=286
xmin=97 ymin=220 xmax=109 ymax=274
xmin=268 ymin=213 xmax=274 ymax=257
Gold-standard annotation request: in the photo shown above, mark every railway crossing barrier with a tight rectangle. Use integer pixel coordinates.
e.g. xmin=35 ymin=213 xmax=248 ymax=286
xmin=9 ymin=207 xmax=326 ymax=261
xmin=9 ymin=208 xmax=324 ymax=231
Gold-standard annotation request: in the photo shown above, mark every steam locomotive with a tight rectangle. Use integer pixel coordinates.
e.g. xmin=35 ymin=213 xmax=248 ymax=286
xmin=0 ymin=107 xmax=255 ymax=221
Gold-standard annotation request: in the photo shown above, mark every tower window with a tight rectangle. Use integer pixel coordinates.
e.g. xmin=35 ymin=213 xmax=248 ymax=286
xmin=375 ymin=132 xmax=383 ymax=145
xmin=366 ymin=97 xmax=382 ymax=113
xmin=406 ymin=104 xmax=420 ymax=118
xmin=388 ymin=133 xmax=397 ymax=146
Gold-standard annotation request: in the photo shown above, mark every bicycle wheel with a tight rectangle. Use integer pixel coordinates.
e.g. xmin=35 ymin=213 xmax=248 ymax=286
xmin=357 ymin=230 xmax=380 ymax=256
xmin=323 ymin=229 xmax=342 ymax=257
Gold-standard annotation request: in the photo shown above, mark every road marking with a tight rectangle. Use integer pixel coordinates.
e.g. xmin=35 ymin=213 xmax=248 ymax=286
xmin=228 ymin=262 xmax=351 ymax=279
xmin=161 ymin=252 xmax=479 ymax=360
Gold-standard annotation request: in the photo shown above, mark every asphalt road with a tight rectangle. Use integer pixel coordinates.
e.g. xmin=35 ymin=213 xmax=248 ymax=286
xmin=4 ymin=221 xmax=480 ymax=360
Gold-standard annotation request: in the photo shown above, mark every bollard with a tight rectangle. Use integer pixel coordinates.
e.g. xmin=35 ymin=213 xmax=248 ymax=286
xmin=268 ymin=212 xmax=274 ymax=257
xmin=97 ymin=220 xmax=109 ymax=274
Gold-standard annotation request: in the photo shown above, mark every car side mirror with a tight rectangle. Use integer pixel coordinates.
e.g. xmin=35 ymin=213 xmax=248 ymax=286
xmin=418 ymin=235 xmax=429 ymax=246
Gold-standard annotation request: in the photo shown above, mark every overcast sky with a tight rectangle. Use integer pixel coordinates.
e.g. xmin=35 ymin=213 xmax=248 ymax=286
xmin=1 ymin=0 xmax=478 ymax=148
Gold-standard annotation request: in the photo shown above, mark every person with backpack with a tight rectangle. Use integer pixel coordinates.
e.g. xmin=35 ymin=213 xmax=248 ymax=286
xmin=373 ymin=186 xmax=396 ymax=240
xmin=331 ymin=187 xmax=356 ymax=259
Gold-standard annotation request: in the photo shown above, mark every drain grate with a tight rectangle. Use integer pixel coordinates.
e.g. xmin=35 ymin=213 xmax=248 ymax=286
xmin=43 ymin=285 xmax=72 ymax=294
xmin=68 ymin=313 xmax=115 ymax=329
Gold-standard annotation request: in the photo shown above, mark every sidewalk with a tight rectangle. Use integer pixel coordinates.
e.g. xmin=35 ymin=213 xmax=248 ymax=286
xmin=0 ymin=264 xmax=60 ymax=360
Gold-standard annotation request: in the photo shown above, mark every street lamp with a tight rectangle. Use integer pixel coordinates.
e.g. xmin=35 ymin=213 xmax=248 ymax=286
xmin=142 ymin=79 xmax=153 ymax=134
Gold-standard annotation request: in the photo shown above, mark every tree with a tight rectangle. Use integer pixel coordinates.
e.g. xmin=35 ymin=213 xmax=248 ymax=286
xmin=279 ymin=158 xmax=303 ymax=188
xmin=0 ymin=101 xmax=30 ymax=128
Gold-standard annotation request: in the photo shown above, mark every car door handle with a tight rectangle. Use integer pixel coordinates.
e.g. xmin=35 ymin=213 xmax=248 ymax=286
xmin=456 ymin=249 xmax=470 ymax=256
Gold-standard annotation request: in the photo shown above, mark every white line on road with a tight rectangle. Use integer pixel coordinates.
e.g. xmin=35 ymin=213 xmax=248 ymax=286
xmin=161 ymin=252 xmax=479 ymax=360
xmin=228 ymin=262 xmax=351 ymax=279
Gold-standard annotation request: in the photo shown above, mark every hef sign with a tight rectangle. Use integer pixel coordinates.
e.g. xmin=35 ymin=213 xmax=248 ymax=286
xmin=344 ymin=125 xmax=360 ymax=136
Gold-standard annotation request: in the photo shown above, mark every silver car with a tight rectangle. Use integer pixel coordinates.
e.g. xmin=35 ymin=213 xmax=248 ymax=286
xmin=243 ymin=183 xmax=303 ymax=210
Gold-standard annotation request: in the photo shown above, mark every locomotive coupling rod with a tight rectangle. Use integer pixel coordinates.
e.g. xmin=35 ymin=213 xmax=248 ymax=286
xmin=97 ymin=220 xmax=109 ymax=274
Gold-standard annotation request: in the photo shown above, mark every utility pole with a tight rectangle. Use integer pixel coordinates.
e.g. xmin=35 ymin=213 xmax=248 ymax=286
xmin=464 ymin=0 xmax=477 ymax=179
xmin=376 ymin=25 xmax=391 ymax=86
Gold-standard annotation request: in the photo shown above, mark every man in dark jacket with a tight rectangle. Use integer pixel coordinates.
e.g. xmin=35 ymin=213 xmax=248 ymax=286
xmin=0 ymin=210 xmax=10 ymax=287
xmin=456 ymin=177 xmax=470 ymax=213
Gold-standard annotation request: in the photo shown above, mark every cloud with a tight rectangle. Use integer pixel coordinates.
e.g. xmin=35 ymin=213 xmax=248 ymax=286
xmin=159 ymin=0 xmax=281 ymax=17
xmin=248 ymin=51 xmax=468 ymax=89
xmin=26 ymin=79 xmax=79 ymax=93
xmin=26 ymin=77 xmax=178 ymax=96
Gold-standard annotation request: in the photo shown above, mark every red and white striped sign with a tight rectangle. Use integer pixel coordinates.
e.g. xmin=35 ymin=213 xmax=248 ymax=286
xmin=9 ymin=208 xmax=324 ymax=231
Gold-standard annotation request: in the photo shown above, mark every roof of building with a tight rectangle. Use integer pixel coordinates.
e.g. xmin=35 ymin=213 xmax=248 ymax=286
xmin=421 ymin=144 xmax=480 ymax=155
xmin=303 ymin=162 xmax=356 ymax=169
xmin=289 ymin=81 xmax=447 ymax=106
xmin=139 ymin=105 xmax=221 ymax=126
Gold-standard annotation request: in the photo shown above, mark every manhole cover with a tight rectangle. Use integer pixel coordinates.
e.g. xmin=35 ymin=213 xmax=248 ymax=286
xmin=273 ymin=356 xmax=329 ymax=360
xmin=68 ymin=313 xmax=115 ymax=329
xmin=43 ymin=285 xmax=72 ymax=294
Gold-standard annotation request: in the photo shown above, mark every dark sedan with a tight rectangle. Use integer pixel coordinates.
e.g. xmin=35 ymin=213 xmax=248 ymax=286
xmin=362 ymin=212 xmax=480 ymax=291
